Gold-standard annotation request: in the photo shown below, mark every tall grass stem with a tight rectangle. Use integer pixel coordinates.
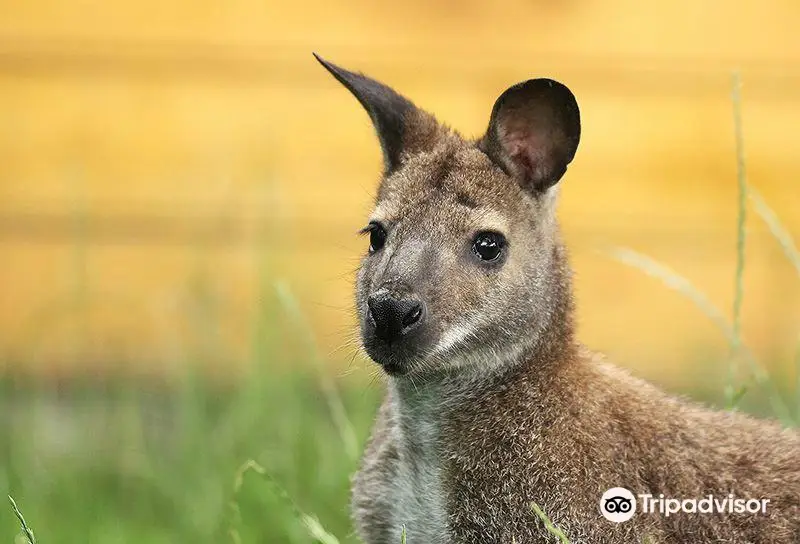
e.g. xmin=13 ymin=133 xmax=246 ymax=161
xmin=728 ymin=71 xmax=748 ymax=409
xmin=274 ymin=281 xmax=360 ymax=461
xmin=8 ymin=495 xmax=36 ymax=544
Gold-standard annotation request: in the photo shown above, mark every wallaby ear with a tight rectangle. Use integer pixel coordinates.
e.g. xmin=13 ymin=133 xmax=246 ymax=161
xmin=480 ymin=78 xmax=580 ymax=193
xmin=314 ymin=53 xmax=425 ymax=174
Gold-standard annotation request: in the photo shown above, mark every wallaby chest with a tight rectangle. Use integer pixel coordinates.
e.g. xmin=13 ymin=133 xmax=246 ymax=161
xmin=358 ymin=386 xmax=451 ymax=544
xmin=390 ymin=428 xmax=447 ymax=543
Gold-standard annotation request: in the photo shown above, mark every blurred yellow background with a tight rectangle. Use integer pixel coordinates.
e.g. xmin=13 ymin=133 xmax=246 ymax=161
xmin=1 ymin=0 xmax=798 ymax=387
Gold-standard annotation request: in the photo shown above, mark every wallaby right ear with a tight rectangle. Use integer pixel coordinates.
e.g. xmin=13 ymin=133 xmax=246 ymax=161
xmin=314 ymin=53 xmax=429 ymax=174
xmin=480 ymin=78 xmax=581 ymax=193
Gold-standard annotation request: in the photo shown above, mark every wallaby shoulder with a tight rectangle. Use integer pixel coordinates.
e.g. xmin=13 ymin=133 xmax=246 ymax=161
xmin=439 ymin=349 xmax=800 ymax=543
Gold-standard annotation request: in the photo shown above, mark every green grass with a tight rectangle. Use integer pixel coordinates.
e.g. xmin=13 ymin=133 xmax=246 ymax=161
xmin=1 ymin=368 xmax=381 ymax=543
xmin=2 ymin=365 xmax=793 ymax=544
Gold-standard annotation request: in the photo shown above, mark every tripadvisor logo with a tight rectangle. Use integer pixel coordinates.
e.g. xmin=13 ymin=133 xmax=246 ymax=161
xmin=600 ymin=488 xmax=636 ymax=522
xmin=599 ymin=488 xmax=770 ymax=523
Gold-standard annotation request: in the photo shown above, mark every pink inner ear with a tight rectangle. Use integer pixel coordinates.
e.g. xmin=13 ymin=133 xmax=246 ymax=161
xmin=500 ymin=124 xmax=555 ymax=186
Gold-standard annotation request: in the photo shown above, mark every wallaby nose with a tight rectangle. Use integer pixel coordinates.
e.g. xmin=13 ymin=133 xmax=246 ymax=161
xmin=367 ymin=291 xmax=425 ymax=342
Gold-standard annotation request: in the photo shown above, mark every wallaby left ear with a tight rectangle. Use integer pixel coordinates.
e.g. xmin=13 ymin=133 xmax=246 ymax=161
xmin=480 ymin=78 xmax=580 ymax=193
xmin=314 ymin=53 xmax=429 ymax=175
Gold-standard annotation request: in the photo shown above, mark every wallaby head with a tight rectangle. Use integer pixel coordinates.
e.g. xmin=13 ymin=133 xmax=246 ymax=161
xmin=315 ymin=54 xmax=581 ymax=378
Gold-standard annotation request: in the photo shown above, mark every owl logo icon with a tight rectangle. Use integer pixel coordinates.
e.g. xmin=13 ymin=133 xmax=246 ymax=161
xmin=600 ymin=488 xmax=637 ymax=522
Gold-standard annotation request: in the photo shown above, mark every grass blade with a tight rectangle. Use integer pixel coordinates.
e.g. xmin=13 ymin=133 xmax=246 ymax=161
xmin=8 ymin=495 xmax=36 ymax=544
xmin=531 ymin=502 xmax=570 ymax=543
xmin=796 ymin=337 xmax=800 ymax=423
xmin=607 ymin=247 xmax=730 ymax=331
xmin=606 ymin=247 xmax=793 ymax=424
xmin=749 ymin=187 xmax=800 ymax=278
xmin=728 ymin=71 xmax=748 ymax=409
xmin=229 ymin=459 xmax=341 ymax=544
xmin=274 ymin=281 xmax=360 ymax=461
xmin=744 ymin=186 xmax=800 ymax=424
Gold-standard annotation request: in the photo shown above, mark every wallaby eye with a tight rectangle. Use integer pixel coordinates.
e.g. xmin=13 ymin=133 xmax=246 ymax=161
xmin=366 ymin=222 xmax=387 ymax=253
xmin=472 ymin=231 xmax=506 ymax=262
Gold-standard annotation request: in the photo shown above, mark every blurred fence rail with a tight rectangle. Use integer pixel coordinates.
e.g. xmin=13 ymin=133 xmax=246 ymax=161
xmin=0 ymin=36 xmax=799 ymax=85
xmin=1 ymin=0 xmax=799 ymax=383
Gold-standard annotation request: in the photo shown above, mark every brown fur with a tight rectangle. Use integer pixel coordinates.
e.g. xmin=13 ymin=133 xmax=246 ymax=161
xmin=314 ymin=55 xmax=800 ymax=544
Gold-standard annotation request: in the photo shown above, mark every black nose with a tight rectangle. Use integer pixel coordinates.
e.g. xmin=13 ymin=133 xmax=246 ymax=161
xmin=367 ymin=291 xmax=425 ymax=342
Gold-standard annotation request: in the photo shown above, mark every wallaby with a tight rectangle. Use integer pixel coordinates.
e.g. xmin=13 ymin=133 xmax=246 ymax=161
xmin=314 ymin=54 xmax=800 ymax=544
